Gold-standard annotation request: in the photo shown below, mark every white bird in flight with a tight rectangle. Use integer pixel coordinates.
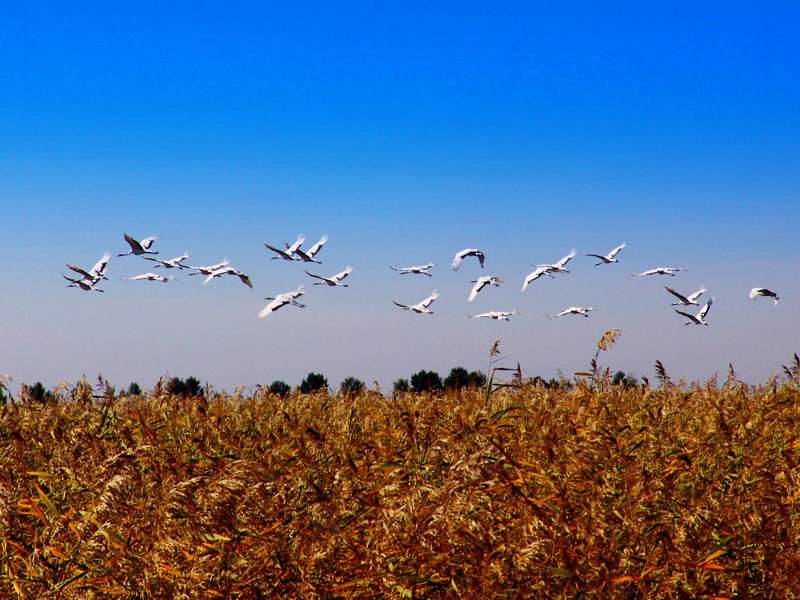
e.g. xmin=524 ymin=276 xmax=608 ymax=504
xmin=259 ymin=285 xmax=306 ymax=317
xmin=144 ymin=252 xmax=191 ymax=269
xmin=294 ymin=234 xmax=328 ymax=263
xmin=392 ymin=290 xmax=440 ymax=314
xmin=118 ymin=233 xmax=160 ymax=257
xmin=452 ymin=248 xmax=485 ymax=271
xmin=468 ymin=276 xmax=502 ymax=302
xmin=120 ymin=272 xmax=173 ymax=283
xmin=203 ymin=266 xmax=253 ymax=288
xmin=584 ymin=242 xmax=626 ymax=266
xmin=749 ymin=287 xmax=779 ymax=306
xmin=305 ymin=265 xmax=353 ymax=287
xmin=186 ymin=259 xmax=230 ymax=276
xmin=675 ymin=297 xmax=714 ymax=325
xmin=547 ymin=306 xmax=595 ymax=319
xmin=543 ymin=249 xmax=577 ymax=274
xmin=264 ymin=234 xmax=306 ymax=261
xmin=664 ymin=285 xmax=706 ymax=306
xmin=389 ymin=263 xmax=435 ymax=276
xmin=633 ymin=267 xmax=686 ymax=277
xmin=521 ymin=266 xmax=554 ymax=292
xmin=468 ymin=309 xmax=519 ymax=321
xmin=64 ymin=252 xmax=111 ymax=290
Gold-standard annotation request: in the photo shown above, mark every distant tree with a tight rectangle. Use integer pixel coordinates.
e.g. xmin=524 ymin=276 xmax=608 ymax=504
xmin=410 ymin=370 xmax=442 ymax=394
xmin=269 ymin=380 xmax=291 ymax=398
xmin=340 ymin=376 xmax=365 ymax=397
xmin=127 ymin=382 xmax=142 ymax=396
xmin=444 ymin=367 xmax=486 ymax=390
xmin=0 ymin=387 xmax=7 ymax=404
xmin=300 ymin=372 xmax=328 ymax=394
xmin=185 ymin=376 xmax=204 ymax=397
xmin=393 ymin=378 xmax=409 ymax=393
xmin=168 ymin=377 xmax=188 ymax=397
xmin=612 ymin=371 xmax=639 ymax=387
xmin=27 ymin=382 xmax=54 ymax=403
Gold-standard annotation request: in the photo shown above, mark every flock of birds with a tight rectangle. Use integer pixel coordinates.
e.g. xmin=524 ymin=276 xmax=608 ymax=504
xmin=63 ymin=234 xmax=782 ymax=325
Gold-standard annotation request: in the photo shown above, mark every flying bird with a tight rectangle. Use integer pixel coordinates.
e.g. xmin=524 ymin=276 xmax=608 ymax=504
xmin=749 ymin=287 xmax=779 ymax=306
xmin=468 ymin=309 xmax=519 ymax=321
xmin=665 ymin=285 xmax=706 ymax=306
xmin=264 ymin=234 xmax=306 ymax=261
xmin=65 ymin=252 xmax=111 ymax=286
xmin=144 ymin=252 xmax=191 ymax=269
xmin=468 ymin=276 xmax=502 ymax=302
xmin=294 ymin=234 xmax=328 ymax=263
xmin=305 ymin=265 xmax=353 ymax=287
xmin=633 ymin=267 xmax=686 ymax=277
xmin=120 ymin=273 xmax=172 ymax=283
xmin=521 ymin=266 xmax=555 ymax=292
xmin=675 ymin=297 xmax=714 ymax=325
xmin=392 ymin=290 xmax=440 ymax=314
xmin=186 ymin=259 xmax=230 ymax=276
xmin=544 ymin=249 xmax=577 ymax=274
xmin=118 ymin=233 xmax=160 ymax=257
xmin=389 ymin=263 xmax=435 ymax=276
xmin=259 ymin=285 xmax=306 ymax=317
xmin=584 ymin=242 xmax=626 ymax=266
xmin=203 ymin=266 xmax=253 ymax=288
xmin=547 ymin=306 xmax=595 ymax=319
xmin=62 ymin=273 xmax=104 ymax=292
xmin=451 ymin=248 xmax=485 ymax=271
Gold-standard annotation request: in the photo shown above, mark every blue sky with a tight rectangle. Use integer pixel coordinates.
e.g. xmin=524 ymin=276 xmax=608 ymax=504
xmin=2 ymin=2 xmax=798 ymax=393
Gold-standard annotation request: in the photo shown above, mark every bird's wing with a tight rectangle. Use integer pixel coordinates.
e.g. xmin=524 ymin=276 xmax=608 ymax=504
xmin=699 ymin=297 xmax=713 ymax=320
xmin=477 ymin=251 xmax=485 ymax=268
xmin=334 ymin=266 xmax=353 ymax=281
xmin=259 ymin=299 xmax=282 ymax=317
xmin=687 ymin=287 xmax=706 ymax=303
xmin=286 ymin=234 xmax=305 ymax=255
xmin=89 ymin=253 xmax=111 ymax=277
xmin=123 ymin=233 xmax=144 ymax=253
xmin=66 ymin=264 xmax=95 ymax=280
xmin=468 ymin=280 xmax=485 ymax=302
xmin=451 ymin=253 xmax=464 ymax=270
xmin=305 ymin=270 xmax=326 ymax=281
xmin=264 ymin=243 xmax=293 ymax=260
xmin=238 ymin=274 xmax=253 ymax=288
xmin=664 ymin=286 xmax=689 ymax=304
xmin=307 ymin=234 xmax=328 ymax=257
xmin=674 ymin=309 xmax=699 ymax=323
xmin=583 ymin=253 xmax=605 ymax=261
xmin=608 ymin=242 xmax=626 ymax=258
xmin=391 ymin=299 xmax=411 ymax=310
xmin=555 ymin=249 xmax=577 ymax=268
xmin=420 ymin=290 xmax=439 ymax=308
xmin=140 ymin=235 xmax=160 ymax=250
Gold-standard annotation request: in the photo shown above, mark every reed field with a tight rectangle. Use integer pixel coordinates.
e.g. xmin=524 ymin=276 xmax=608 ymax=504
xmin=2 ymin=354 xmax=800 ymax=599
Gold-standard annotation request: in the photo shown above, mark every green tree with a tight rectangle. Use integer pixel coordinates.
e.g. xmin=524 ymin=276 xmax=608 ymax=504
xmin=185 ymin=376 xmax=204 ymax=397
xmin=269 ymin=380 xmax=291 ymax=398
xmin=168 ymin=377 xmax=187 ymax=397
xmin=300 ymin=372 xmax=328 ymax=394
xmin=393 ymin=378 xmax=409 ymax=393
xmin=126 ymin=382 xmax=142 ymax=396
xmin=612 ymin=371 xmax=639 ymax=387
xmin=410 ymin=370 xmax=442 ymax=394
xmin=340 ymin=376 xmax=365 ymax=397
xmin=27 ymin=382 xmax=54 ymax=403
xmin=444 ymin=367 xmax=486 ymax=390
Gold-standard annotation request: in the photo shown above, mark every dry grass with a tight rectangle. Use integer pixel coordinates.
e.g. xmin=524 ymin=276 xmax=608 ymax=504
xmin=1 ymin=371 xmax=800 ymax=598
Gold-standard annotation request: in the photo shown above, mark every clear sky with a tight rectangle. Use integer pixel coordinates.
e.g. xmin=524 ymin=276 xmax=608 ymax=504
xmin=2 ymin=2 xmax=798 ymax=393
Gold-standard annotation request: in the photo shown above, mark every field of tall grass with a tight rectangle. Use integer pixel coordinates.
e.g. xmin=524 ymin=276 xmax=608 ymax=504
xmin=2 ymin=355 xmax=799 ymax=598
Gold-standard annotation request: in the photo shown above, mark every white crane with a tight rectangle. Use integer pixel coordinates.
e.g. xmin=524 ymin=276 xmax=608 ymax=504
xmin=144 ymin=252 xmax=191 ymax=269
xmin=305 ymin=265 xmax=353 ymax=287
xmin=468 ymin=276 xmax=502 ymax=302
xmin=259 ymin=285 xmax=306 ymax=317
xmin=389 ymin=263 xmax=435 ymax=276
xmin=118 ymin=233 xmax=160 ymax=256
xmin=62 ymin=273 xmax=104 ymax=292
xmin=186 ymin=259 xmax=230 ymax=276
xmin=203 ymin=266 xmax=253 ymax=288
xmin=665 ymin=285 xmax=706 ymax=306
xmin=545 ymin=249 xmax=577 ymax=274
xmin=264 ymin=234 xmax=305 ymax=261
xmin=584 ymin=242 xmax=626 ymax=265
xmin=749 ymin=287 xmax=779 ymax=306
xmin=632 ymin=267 xmax=686 ymax=277
xmin=392 ymin=290 xmax=440 ymax=314
xmin=468 ymin=309 xmax=519 ymax=321
xmin=451 ymin=248 xmax=485 ymax=271
xmin=675 ymin=297 xmax=713 ymax=325
xmin=120 ymin=273 xmax=173 ymax=283
xmin=521 ymin=266 xmax=555 ymax=292
xmin=64 ymin=252 xmax=111 ymax=286
xmin=294 ymin=234 xmax=328 ymax=263
xmin=547 ymin=306 xmax=595 ymax=319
